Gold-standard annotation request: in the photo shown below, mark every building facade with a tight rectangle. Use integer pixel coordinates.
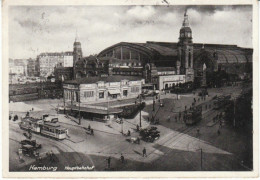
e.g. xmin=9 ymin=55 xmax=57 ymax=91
xmin=63 ymin=76 xmax=144 ymax=106
xmin=37 ymin=52 xmax=73 ymax=77
xmin=97 ymin=12 xmax=252 ymax=89
xmin=27 ymin=58 xmax=37 ymax=77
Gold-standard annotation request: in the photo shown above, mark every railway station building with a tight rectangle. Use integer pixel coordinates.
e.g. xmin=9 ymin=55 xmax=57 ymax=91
xmin=97 ymin=12 xmax=252 ymax=89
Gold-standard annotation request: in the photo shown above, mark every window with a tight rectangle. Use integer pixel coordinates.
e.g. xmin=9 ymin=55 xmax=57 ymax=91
xmin=84 ymin=91 xmax=94 ymax=98
xmin=131 ymin=86 xmax=140 ymax=93
xmin=123 ymin=90 xmax=128 ymax=96
xmin=99 ymin=92 xmax=104 ymax=99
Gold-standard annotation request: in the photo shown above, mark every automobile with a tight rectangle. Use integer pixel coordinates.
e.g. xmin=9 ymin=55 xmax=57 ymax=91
xmin=115 ymin=118 xmax=123 ymax=124
xmin=20 ymin=139 xmax=42 ymax=149
xmin=126 ymin=137 xmax=140 ymax=144
xmin=139 ymin=127 xmax=160 ymax=143
xmin=42 ymin=114 xmax=59 ymax=123
xmin=21 ymin=144 xmax=37 ymax=157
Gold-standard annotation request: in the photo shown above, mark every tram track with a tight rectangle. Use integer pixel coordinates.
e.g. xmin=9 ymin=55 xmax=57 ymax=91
xmin=9 ymin=123 xmax=94 ymax=170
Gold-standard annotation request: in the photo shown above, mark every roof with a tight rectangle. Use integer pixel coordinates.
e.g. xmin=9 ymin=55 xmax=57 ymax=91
xmin=65 ymin=75 xmax=143 ymax=85
xmin=68 ymin=105 xmax=123 ymax=115
xmin=112 ymin=67 xmax=143 ymax=72
xmin=156 ymin=67 xmax=176 ymax=72
xmin=97 ymin=41 xmax=252 ymax=65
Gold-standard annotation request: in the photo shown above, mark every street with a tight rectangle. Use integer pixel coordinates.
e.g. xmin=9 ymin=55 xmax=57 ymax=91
xmin=9 ymin=85 xmax=252 ymax=171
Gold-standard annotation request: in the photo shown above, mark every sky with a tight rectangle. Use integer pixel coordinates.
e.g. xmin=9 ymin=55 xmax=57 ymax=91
xmin=9 ymin=5 xmax=252 ymax=59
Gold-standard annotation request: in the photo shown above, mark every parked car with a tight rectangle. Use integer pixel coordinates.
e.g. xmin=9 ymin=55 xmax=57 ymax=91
xmin=20 ymin=139 xmax=42 ymax=149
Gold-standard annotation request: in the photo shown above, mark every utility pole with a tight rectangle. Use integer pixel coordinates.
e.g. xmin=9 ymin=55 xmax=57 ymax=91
xmin=121 ymin=118 xmax=124 ymax=134
xmin=233 ymin=98 xmax=236 ymax=127
xmin=78 ymin=90 xmax=81 ymax=125
xmin=200 ymin=148 xmax=203 ymax=171
xmin=139 ymin=95 xmax=142 ymax=127
xmin=63 ymin=88 xmax=66 ymax=114
xmin=71 ymin=90 xmax=73 ymax=113
xmin=153 ymin=96 xmax=155 ymax=111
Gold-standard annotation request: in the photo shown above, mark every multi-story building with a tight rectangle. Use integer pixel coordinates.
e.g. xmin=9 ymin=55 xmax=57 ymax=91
xmin=36 ymin=52 xmax=73 ymax=77
xmin=9 ymin=59 xmax=27 ymax=75
xmin=27 ymin=58 xmax=37 ymax=77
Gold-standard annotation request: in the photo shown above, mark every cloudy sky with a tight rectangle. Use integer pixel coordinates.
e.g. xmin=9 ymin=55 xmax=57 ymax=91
xmin=9 ymin=5 xmax=252 ymax=59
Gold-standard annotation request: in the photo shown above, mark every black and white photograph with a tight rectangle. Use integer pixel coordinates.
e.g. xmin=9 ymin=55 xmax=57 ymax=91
xmin=2 ymin=0 xmax=258 ymax=177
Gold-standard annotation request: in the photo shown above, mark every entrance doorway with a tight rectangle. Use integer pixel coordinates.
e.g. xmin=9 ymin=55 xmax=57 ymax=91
xmin=165 ymin=83 xmax=168 ymax=89
xmin=123 ymin=90 xmax=128 ymax=97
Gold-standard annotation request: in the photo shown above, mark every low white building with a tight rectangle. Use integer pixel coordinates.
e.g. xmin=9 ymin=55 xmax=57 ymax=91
xmin=63 ymin=75 xmax=144 ymax=106
xmin=158 ymin=75 xmax=186 ymax=90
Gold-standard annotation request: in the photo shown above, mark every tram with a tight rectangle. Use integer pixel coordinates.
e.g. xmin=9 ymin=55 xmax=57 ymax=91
xmin=184 ymin=106 xmax=202 ymax=125
xmin=19 ymin=117 xmax=68 ymax=140
xmin=19 ymin=117 xmax=43 ymax=133
xmin=39 ymin=122 xmax=68 ymax=140
xmin=213 ymin=95 xmax=231 ymax=110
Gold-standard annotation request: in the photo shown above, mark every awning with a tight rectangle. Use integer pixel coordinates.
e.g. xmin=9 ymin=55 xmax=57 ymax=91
xmin=68 ymin=105 xmax=123 ymax=115
xmin=108 ymin=89 xmax=121 ymax=95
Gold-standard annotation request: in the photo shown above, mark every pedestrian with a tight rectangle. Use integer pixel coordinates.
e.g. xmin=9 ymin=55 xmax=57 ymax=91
xmin=136 ymin=124 xmax=139 ymax=131
xmin=137 ymin=137 xmax=140 ymax=144
xmin=217 ymin=129 xmax=221 ymax=136
xmin=143 ymin=147 xmax=147 ymax=157
xmin=32 ymin=107 xmax=34 ymax=111
xmin=196 ymin=128 xmax=200 ymax=137
xmin=88 ymin=124 xmax=91 ymax=130
xmin=106 ymin=156 xmax=111 ymax=169
xmin=26 ymin=111 xmax=29 ymax=117
xmin=18 ymin=148 xmax=23 ymax=160
xmin=50 ymin=150 xmax=54 ymax=162
xmin=120 ymin=154 xmax=125 ymax=164
xmin=91 ymin=129 xmax=94 ymax=135
xmin=127 ymin=130 xmax=131 ymax=136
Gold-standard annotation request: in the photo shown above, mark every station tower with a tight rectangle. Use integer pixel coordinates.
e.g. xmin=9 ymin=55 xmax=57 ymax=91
xmin=177 ymin=11 xmax=194 ymax=82
xmin=73 ymin=31 xmax=83 ymax=79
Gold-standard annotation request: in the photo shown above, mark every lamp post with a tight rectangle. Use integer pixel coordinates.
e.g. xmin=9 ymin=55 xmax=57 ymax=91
xmin=78 ymin=90 xmax=81 ymax=125
xmin=139 ymin=95 xmax=142 ymax=128
xmin=63 ymin=88 xmax=66 ymax=114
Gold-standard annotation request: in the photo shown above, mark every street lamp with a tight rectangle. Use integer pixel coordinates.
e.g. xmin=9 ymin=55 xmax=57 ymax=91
xmin=139 ymin=95 xmax=142 ymax=128
xmin=197 ymin=148 xmax=203 ymax=171
xmin=78 ymin=90 xmax=81 ymax=125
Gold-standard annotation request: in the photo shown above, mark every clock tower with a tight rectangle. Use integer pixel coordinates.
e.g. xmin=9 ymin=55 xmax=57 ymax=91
xmin=177 ymin=11 xmax=194 ymax=82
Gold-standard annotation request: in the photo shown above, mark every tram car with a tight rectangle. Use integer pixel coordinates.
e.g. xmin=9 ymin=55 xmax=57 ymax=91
xmin=184 ymin=106 xmax=202 ymax=125
xmin=19 ymin=117 xmax=68 ymax=140
xmin=213 ymin=95 xmax=232 ymax=110
xmin=19 ymin=117 xmax=43 ymax=133
xmin=39 ymin=122 xmax=68 ymax=140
